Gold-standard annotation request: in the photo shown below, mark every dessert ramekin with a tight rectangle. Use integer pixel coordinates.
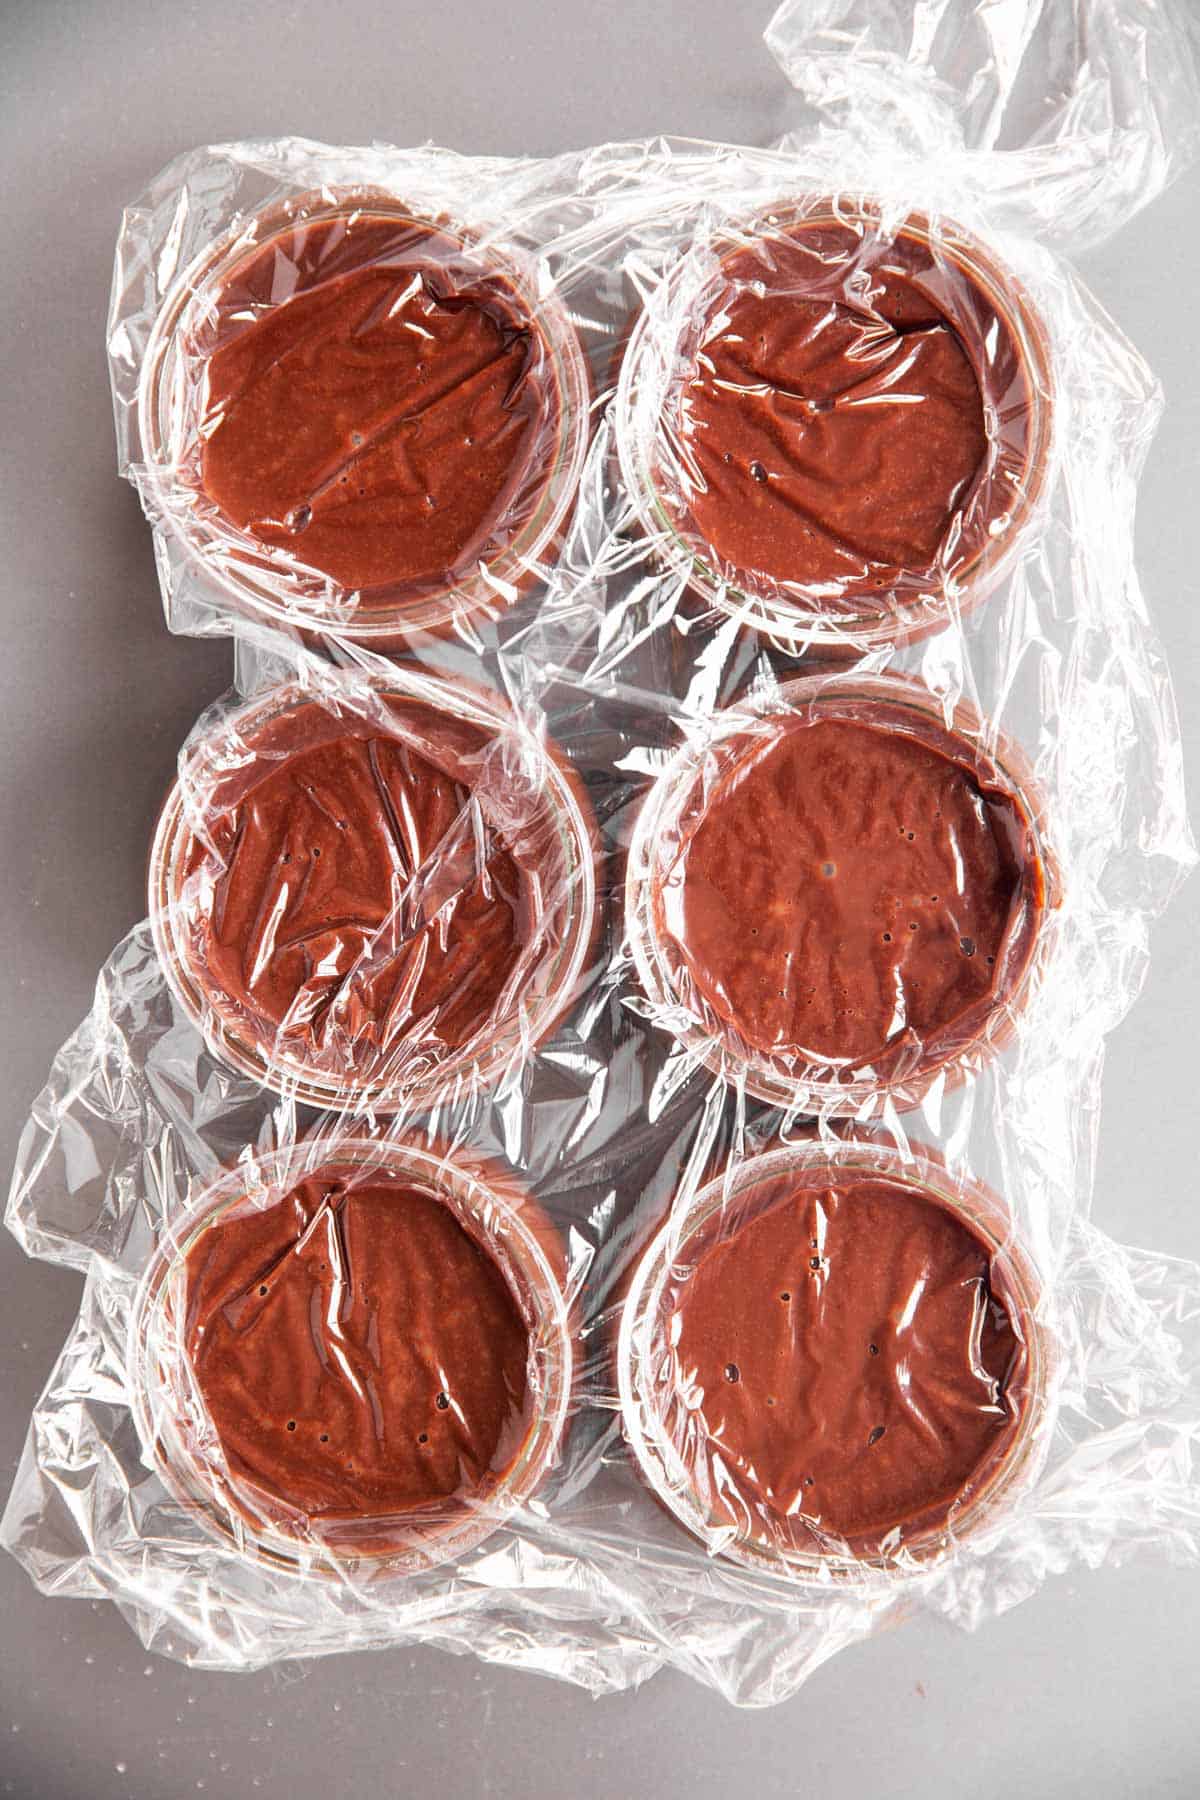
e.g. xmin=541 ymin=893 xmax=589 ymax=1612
xmin=625 ymin=671 xmax=1059 ymax=1114
xmin=129 ymin=1133 xmax=573 ymax=1577
xmin=149 ymin=666 xmax=599 ymax=1113
xmin=615 ymin=196 xmax=1054 ymax=657
xmin=136 ymin=190 xmax=592 ymax=647
xmin=617 ymin=1138 xmax=1054 ymax=1581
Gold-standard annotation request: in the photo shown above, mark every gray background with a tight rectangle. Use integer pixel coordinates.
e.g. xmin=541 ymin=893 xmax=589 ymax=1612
xmin=1 ymin=1 xmax=1198 ymax=1794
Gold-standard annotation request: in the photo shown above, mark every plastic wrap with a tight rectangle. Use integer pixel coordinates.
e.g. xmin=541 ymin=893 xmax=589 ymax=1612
xmin=614 ymin=196 xmax=1054 ymax=656
xmin=6 ymin=0 xmax=1200 ymax=1706
xmin=146 ymin=660 xmax=599 ymax=1112
xmin=623 ymin=671 xmax=1060 ymax=1115
xmin=115 ymin=178 xmax=593 ymax=649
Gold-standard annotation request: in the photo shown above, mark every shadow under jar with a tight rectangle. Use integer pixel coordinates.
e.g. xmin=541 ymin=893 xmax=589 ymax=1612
xmin=129 ymin=1135 xmax=573 ymax=1576
xmin=136 ymin=190 xmax=591 ymax=648
xmin=617 ymin=1140 xmax=1053 ymax=1579
xmin=615 ymin=196 xmax=1053 ymax=657
xmin=149 ymin=666 xmax=599 ymax=1114
xmin=626 ymin=673 xmax=1059 ymax=1115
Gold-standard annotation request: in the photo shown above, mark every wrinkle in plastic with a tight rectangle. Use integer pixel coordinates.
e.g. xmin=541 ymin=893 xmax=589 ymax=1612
xmin=5 ymin=0 xmax=1200 ymax=1706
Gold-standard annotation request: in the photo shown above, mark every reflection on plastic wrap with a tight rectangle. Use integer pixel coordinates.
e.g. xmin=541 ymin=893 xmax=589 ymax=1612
xmin=5 ymin=0 xmax=1199 ymax=1706
xmin=764 ymin=0 xmax=1200 ymax=253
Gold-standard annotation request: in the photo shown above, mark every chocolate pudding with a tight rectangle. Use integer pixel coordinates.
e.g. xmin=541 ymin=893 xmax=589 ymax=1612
xmin=192 ymin=702 xmax=528 ymax=1053
xmin=141 ymin=195 xmax=589 ymax=641
xmin=150 ymin=672 xmax=598 ymax=1110
xmin=132 ymin=1138 xmax=574 ymax=1570
xmin=627 ymin=676 xmax=1055 ymax=1111
xmin=617 ymin=202 xmax=1051 ymax=652
xmin=186 ymin=1169 xmax=530 ymax=1542
xmin=619 ymin=1145 xmax=1047 ymax=1570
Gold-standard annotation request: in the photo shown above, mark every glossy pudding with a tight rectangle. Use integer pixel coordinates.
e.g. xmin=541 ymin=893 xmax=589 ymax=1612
xmin=186 ymin=1168 xmax=530 ymax=1545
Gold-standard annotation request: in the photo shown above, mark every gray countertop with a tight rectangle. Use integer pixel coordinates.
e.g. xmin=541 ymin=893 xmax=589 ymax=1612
xmin=2 ymin=1 xmax=1199 ymax=1794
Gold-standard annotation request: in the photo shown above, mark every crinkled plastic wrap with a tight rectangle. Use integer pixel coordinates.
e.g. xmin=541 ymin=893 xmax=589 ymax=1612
xmin=614 ymin=195 xmax=1055 ymax=656
xmin=147 ymin=660 xmax=599 ymax=1113
xmin=115 ymin=176 xmax=593 ymax=648
xmin=623 ymin=671 xmax=1060 ymax=1115
xmin=6 ymin=0 xmax=1200 ymax=1705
